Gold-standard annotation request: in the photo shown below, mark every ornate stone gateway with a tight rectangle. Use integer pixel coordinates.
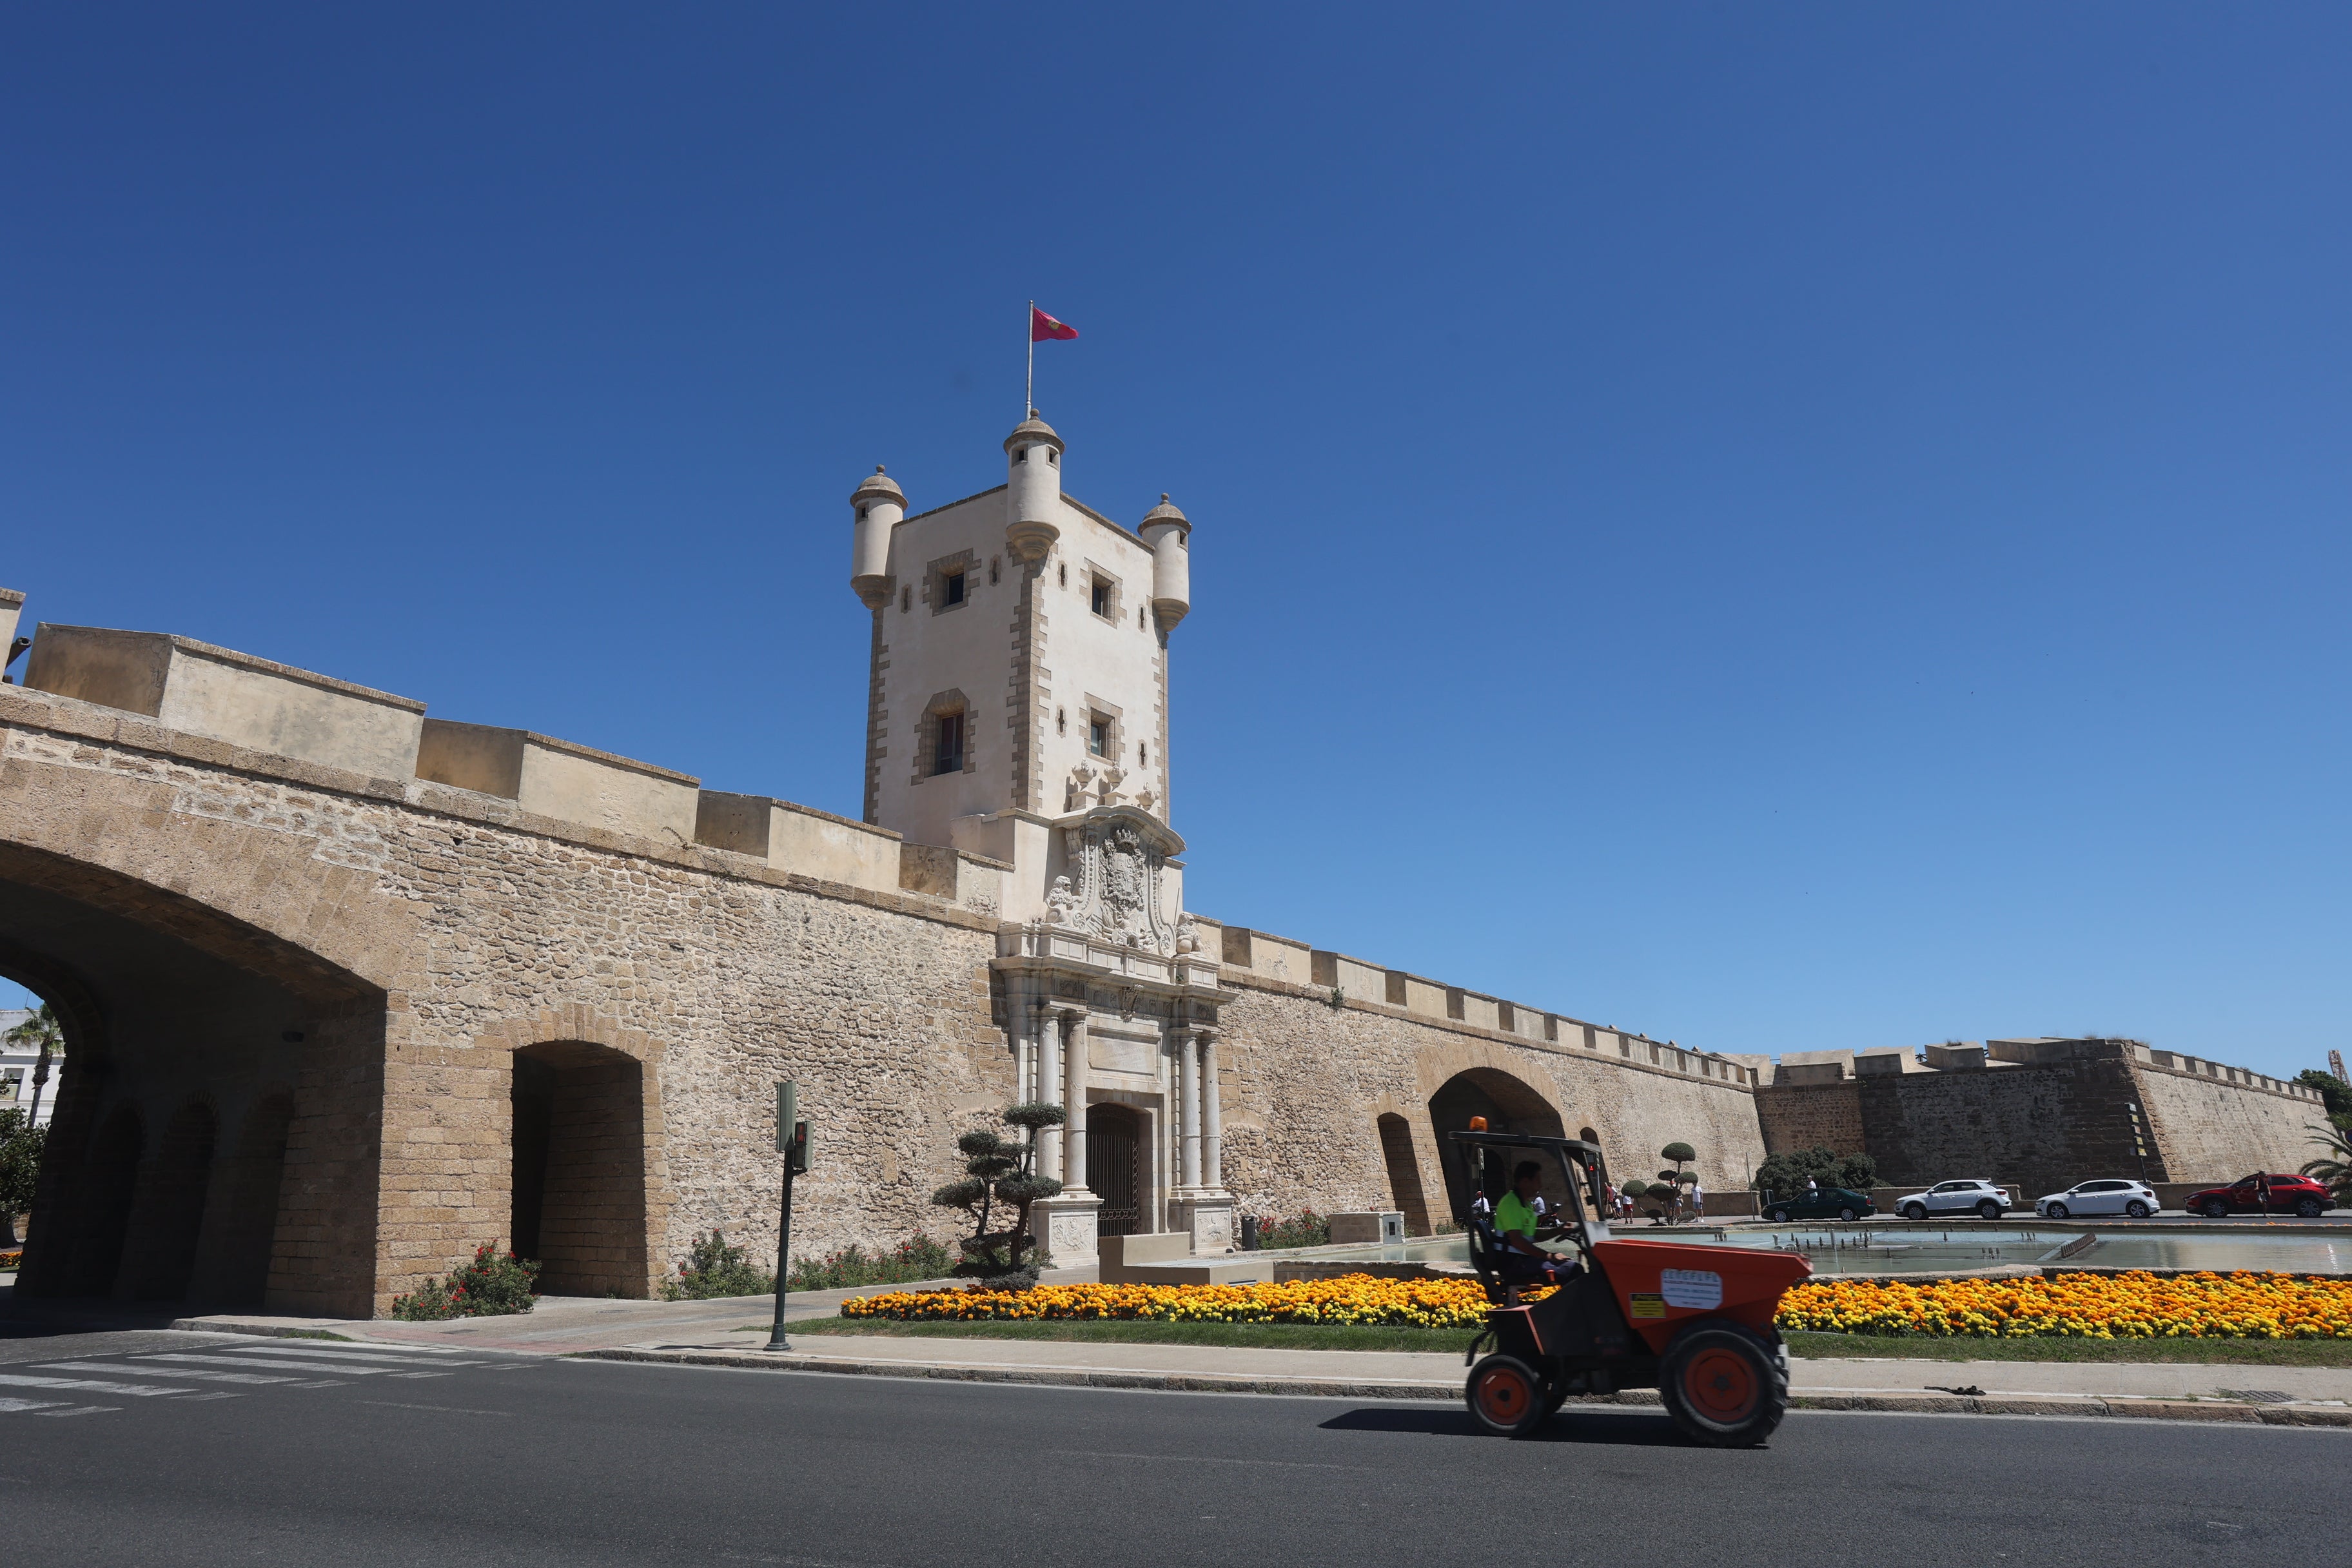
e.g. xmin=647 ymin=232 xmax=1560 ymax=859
xmin=995 ymin=805 xmax=1237 ymax=1265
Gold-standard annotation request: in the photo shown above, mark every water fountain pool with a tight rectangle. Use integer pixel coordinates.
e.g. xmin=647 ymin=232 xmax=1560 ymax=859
xmin=1293 ymin=1223 xmax=2352 ymax=1277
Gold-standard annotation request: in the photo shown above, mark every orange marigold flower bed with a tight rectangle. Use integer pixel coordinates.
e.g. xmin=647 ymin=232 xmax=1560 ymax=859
xmin=1776 ymin=1270 xmax=2352 ymax=1340
xmin=842 ymin=1274 xmax=1522 ymax=1329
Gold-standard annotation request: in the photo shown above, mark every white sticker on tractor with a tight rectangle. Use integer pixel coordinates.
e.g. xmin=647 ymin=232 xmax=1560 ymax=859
xmin=1660 ymin=1268 xmax=1723 ymax=1309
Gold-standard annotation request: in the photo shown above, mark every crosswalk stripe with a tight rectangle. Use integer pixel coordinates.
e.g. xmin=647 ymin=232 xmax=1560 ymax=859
xmin=220 ymin=1345 xmax=482 ymax=1367
xmin=226 ymin=1338 xmax=477 ymax=1358
xmin=39 ymin=1362 xmax=301 ymax=1386
xmin=0 ymin=1373 xmax=191 ymax=1398
xmin=35 ymin=1406 xmax=119 ymax=1418
xmin=139 ymin=1353 xmax=389 ymax=1377
xmin=1 ymin=1396 xmax=73 ymax=1413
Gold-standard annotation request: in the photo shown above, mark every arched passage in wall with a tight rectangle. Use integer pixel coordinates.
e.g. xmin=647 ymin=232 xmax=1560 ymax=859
xmin=0 ymin=841 xmax=386 ymax=1313
xmin=1374 ymin=1113 xmax=1433 ymax=1237
xmin=1426 ymin=1068 xmax=1567 ymax=1224
xmin=511 ymin=1041 xmax=649 ymax=1297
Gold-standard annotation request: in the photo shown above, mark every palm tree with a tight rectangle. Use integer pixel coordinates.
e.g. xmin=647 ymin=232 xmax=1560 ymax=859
xmin=3 ymin=1004 xmax=63 ymax=1126
xmin=2302 ymin=1123 xmax=2352 ymax=1206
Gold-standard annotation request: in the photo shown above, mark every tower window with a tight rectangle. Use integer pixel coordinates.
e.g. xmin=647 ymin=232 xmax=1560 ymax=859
xmin=1138 ymin=606 xmax=1146 ymax=629
xmin=1058 ymin=564 xmax=1068 ymax=587
xmin=1046 ymin=449 xmax=1057 ymax=466
xmin=1056 ymin=708 xmax=1066 ymax=735
xmin=1088 ymin=715 xmax=1109 ymax=758
xmin=990 ymin=556 xmax=1001 ymax=585
xmin=934 ymin=710 xmax=965 ymax=776
xmin=857 ymin=505 xmax=868 ymax=522
xmin=943 ymin=571 xmax=966 ymax=606
xmin=1091 ymin=578 xmax=1112 ymax=618
xmin=1139 ymin=744 xmax=1148 ymax=766
xmin=900 ymin=585 xmax=911 ymax=612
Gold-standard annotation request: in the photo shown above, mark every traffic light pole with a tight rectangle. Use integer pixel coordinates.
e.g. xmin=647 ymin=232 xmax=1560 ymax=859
xmin=764 ymin=1080 xmax=807 ymax=1353
xmin=764 ymin=1161 xmax=796 ymax=1352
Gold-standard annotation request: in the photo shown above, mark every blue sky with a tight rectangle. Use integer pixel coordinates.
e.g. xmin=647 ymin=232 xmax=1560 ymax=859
xmin=3 ymin=6 xmax=2346 ymax=1076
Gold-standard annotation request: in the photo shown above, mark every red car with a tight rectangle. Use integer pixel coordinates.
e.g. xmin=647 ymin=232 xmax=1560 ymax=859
xmin=2182 ymin=1173 xmax=2335 ymax=1219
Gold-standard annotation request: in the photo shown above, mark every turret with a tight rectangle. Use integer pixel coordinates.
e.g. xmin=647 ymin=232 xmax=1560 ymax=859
xmin=1138 ymin=495 xmax=1191 ymax=631
xmin=849 ymin=466 xmax=905 ymax=609
xmin=1003 ymin=413 xmax=1064 ymax=563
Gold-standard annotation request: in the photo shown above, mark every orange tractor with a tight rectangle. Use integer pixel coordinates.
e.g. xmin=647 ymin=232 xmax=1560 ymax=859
xmin=1451 ymin=1129 xmax=1810 ymax=1447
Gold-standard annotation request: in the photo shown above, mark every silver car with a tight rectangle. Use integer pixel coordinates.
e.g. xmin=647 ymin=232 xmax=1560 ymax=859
xmin=2035 ymin=1179 xmax=2158 ymax=1219
xmin=1894 ymin=1179 xmax=2012 ymax=1220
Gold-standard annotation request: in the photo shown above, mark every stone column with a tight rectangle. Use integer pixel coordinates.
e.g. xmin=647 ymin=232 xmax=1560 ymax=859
xmin=1177 ymin=1023 xmax=1202 ymax=1191
xmin=1199 ymin=1028 xmax=1223 ymax=1192
xmin=1062 ymin=1008 xmax=1088 ymax=1190
xmin=1026 ymin=1004 xmax=1101 ymax=1269
xmin=1039 ymin=997 xmax=1063 ymax=1181
xmin=1012 ymin=977 xmax=1036 ymax=1106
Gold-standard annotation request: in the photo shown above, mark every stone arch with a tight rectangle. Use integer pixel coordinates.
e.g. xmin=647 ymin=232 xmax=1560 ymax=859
xmin=475 ymin=1010 xmax=670 ymax=1300
xmin=0 ymin=834 xmax=391 ymax=1315
xmin=1425 ymin=1065 xmax=1567 ymax=1224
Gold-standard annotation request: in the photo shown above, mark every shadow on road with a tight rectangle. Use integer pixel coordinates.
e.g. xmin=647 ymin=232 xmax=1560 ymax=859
xmin=1319 ymin=1405 xmax=1689 ymax=1447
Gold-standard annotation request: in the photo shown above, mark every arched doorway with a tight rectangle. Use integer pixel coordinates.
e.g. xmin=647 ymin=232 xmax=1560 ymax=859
xmin=64 ymin=1104 xmax=144 ymax=1295
xmin=511 ymin=1041 xmax=648 ymax=1297
xmin=119 ymin=1100 xmax=219 ymax=1300
xmin=1426 ymin=1068 xmax=1567 ymax=1223
xmin=1375 ymin=1113 xmax=1433 ymax=1236
xmin=1089 ymin=1103 xmax=1144 ymax=1237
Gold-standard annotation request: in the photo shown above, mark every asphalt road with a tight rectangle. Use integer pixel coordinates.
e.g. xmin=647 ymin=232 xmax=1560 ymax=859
xmin=0 ymin=1325 xmax=2338 ymax=1567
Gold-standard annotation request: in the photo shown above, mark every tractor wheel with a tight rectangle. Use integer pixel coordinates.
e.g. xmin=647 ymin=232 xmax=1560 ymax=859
xmin=1465 ymin=1355 xmax=1549 ymax=1438
xmin=1660 ymin=1326 xmax=1787 ymax=1449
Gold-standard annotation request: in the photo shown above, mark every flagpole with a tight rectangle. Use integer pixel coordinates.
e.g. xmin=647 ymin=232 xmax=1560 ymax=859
xmin=1026 ymin=299 xmax=1035 ymax=416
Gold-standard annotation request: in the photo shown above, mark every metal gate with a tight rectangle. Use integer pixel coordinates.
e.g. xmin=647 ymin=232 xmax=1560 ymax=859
xmin=1090 ymin=1104 xmax=1144 ymax=1236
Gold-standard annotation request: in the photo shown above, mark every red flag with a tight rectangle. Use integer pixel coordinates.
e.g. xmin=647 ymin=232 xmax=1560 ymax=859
xmin=1030 ymin=306 xmax=1079 ymax=342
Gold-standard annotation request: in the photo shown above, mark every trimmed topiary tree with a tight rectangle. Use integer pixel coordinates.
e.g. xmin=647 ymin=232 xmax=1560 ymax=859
xmin=932 ymin=1102 xmax=1065 ymax=1288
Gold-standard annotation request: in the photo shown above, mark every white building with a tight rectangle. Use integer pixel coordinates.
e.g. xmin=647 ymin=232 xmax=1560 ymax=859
xmin=1 ymin=1006 xmax=59 ymax=1130
xmin=850 ymin=413 xmax=1232 ymax=1264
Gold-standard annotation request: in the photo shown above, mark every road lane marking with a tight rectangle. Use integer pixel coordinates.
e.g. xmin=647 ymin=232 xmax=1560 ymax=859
xmin=0 ymin=1397 xmax=74 ymax=1413
xmin=38 ymin=1362 xmax=302 ymax=1386
xmin=0 ymin=1373 xmax=193 ymax=1397
xmin=137 ymin=1354 xmax=390 ymax=1376
xmin=357 ymin=1400 xmax=511 ymax=1416
xmin=34 ymin=1407 xmax=119 ymax=1418
xmin=171 ymin=1392 xmax=242 ymax=1402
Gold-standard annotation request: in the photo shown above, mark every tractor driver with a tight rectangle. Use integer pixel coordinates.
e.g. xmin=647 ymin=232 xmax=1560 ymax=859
xmin=1494 ymin=1161 xmax=1578 ymax=1285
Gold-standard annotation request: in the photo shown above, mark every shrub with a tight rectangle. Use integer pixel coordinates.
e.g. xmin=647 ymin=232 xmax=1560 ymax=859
xmin=0 ymin=1106 xmax=43 ymax=1220
xmin=786 ymin=1234 xmax=957 ymax=1292
xmin=660 ymin=1230 xmax=774 ymax=1300
xmin=932 ymin=1102 xmax=1065 ymax=1287
xmin=393 ymin=1243 xmax=539 ymax=1320
xmin=1754 ymin=1145 xmax=1877 ymax=1197
xmin=1255 ymin=1209 xmax=1331 ymax=1250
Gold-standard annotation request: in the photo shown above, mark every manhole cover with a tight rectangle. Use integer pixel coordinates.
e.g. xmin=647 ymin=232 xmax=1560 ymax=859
xmin=2216 ymin=1389 xmax=2293 ymax=1404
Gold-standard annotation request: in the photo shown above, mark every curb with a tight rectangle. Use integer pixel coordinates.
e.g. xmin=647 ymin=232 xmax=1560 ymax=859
xmin=168 ymin=1317 xmax=358 ymax=1341
xmin=570 ymin=1347 xmax=2352 ymax=1425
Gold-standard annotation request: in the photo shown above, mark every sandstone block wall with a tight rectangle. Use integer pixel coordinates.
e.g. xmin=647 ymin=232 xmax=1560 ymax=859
xmin=1754 ymin=1081 xmax=1866 ymax=1159
xmin=2130 ymin=1059 xmax=2328 ymax=1181
xmin=1213 ymin=973 xmax=1768 ymax=1226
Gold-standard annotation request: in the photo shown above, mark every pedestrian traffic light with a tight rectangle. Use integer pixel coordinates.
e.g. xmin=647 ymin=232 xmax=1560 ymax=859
xmin=777 ymin=1081 xmax=811 ymax=1174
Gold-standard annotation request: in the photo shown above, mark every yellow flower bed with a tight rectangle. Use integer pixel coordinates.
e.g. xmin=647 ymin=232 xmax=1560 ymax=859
xmin=1777 ymin=1271 xmax=2352 ymax=1340
xmin=843 ymin=1275 xmax=1513 ymax=1329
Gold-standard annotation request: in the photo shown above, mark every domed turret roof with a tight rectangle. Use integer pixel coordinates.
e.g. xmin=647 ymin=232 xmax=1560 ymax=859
xmin=851 ymin=466 xmax=905 ymax=509
xmin=1003 ymin=412 xmax=1064 ymax=454
xmin=1139 ymin=493 xmax=1190 ymax=533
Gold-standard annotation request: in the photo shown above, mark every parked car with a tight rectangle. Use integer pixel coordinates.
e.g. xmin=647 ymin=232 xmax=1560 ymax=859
xmin=1894 ymin=1179 xmax=2012 ymax=1220
xmin=2180 ymin=1173 xmax=2336 ymax=1219
xmin=2034 ymin=1179 xmax=2159 ymax=1219
xmin=1761 ymin=1186 xmax=1876 ymax=1222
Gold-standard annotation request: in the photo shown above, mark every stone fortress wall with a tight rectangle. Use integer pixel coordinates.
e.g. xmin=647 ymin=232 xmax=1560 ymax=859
xmin=1753 ymin=1037 xmax=2327 ymax=1200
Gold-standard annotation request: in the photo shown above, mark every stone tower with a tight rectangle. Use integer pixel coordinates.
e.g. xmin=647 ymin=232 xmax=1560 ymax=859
xmin=846 ymin=415 xmax=1232 ymax=1265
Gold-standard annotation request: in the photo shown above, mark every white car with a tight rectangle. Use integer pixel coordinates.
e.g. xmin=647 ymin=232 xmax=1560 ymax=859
xmin=1894 ymin=1179 xmax=2013 ymax=1220
xmin=2035 ymin=1179 xmax=2159 ymax=1220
